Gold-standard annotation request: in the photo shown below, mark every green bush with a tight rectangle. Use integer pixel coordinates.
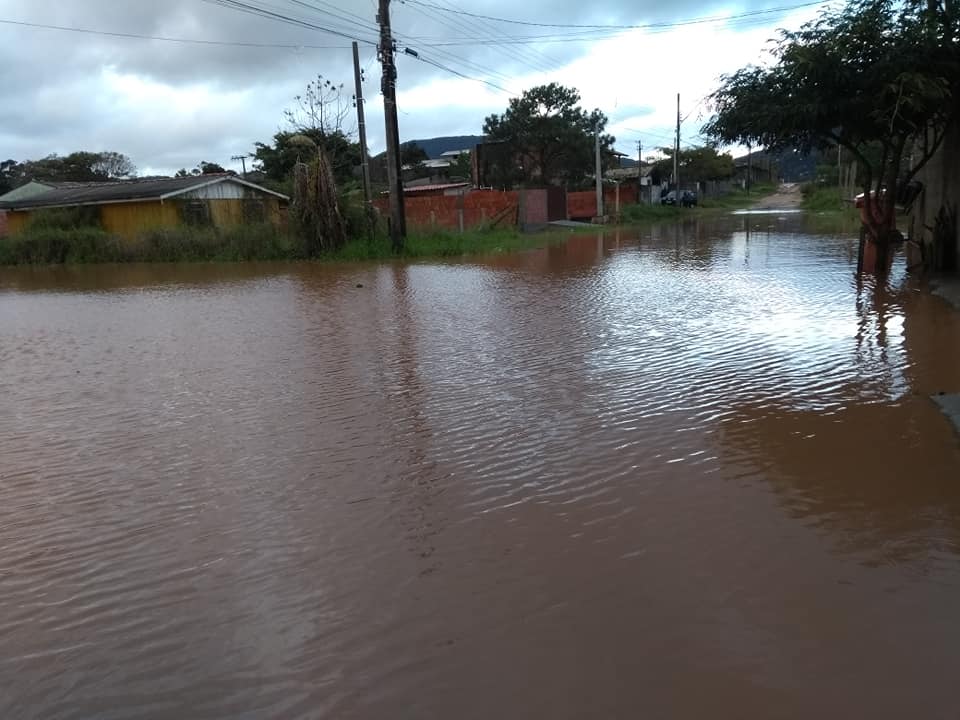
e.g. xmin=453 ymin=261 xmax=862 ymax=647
xmin=0 ymin=222 xmax=298 ymax=266
xmin=801 ymin=184 xmax=850 ymax=212
xmin=0 ymin=227 xmax=121 ymax=264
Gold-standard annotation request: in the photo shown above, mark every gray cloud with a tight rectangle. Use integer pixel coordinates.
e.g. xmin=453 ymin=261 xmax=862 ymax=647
xmin=0 ymin=0 xmax=796 ymax=172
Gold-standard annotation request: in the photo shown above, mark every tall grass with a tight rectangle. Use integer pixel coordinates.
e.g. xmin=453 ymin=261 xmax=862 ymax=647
xmin=801 ymin=183 xmax=852 ymax=212
xmin=330 ymin=226 xmax=563 ymax=261
xmin=0 ymin=223 xmax=298 ymax=265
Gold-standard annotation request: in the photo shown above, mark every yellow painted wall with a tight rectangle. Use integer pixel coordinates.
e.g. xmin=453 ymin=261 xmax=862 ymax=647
xmin=207 ymin=198 xmax=283 ymax=227
xmin=8 ymin=197 xmax=284 ymax=240
xmin=7 ymin=211 xmax=30 ymax=235
xmin=101 ymin=201 xmax=180 ymax=240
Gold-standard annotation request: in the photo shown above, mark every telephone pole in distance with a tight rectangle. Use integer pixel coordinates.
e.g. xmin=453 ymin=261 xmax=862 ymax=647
xmin=352 ymin=41 xmax=373 ymax=205
xmin=378 ymin=0 xmax=406 ymax=250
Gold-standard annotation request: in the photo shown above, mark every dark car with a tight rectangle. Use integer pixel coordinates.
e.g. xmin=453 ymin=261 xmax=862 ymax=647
xmin=661 ymin=190 xmax=698 ymax=207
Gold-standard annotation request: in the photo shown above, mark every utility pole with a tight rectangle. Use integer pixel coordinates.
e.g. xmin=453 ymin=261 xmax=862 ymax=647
xmin=352 ymin=41 xmax=372 ymax=205
xmin=231 ymin=155 xmax=249 ymax=179
xmin=747 ymin=144 xmax=752 ymax=195
xmin=595 ymin=120 xmax=604 ymax=219
xmin=378 ymin=0 xmax=406 ymax=250
xmin=637 ymin=139 xmax=642 ymax=205
xmin=674 ymin=93 xmax=680 ymax=194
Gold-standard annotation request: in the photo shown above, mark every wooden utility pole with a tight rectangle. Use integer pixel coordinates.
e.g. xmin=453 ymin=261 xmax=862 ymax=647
xmin=231 ymin=154 xmax=249 ymax=179
xmin=378 ymin=0 xmax=406 ymax=249
xmin=674 ymin=93 xmax=680 ymax=193
xmin=637 ymin=139 xmax=642 ymax=204
xmin=595 ymin=120 xmax=604 ymax=218
xmin=352 ymin=41 xmax=372 ymax=206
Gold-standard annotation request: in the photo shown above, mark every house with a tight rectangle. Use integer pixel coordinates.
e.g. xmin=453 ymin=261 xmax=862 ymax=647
xmin=0 ymin=180 xmax=61 ymax=203
xmin=907 ymin=123 xmax=960 ymax=271
xmin=0 ymin=175 xmax=289 ymax=240
xmin=605 ymin=165 xmax=656 ymax=186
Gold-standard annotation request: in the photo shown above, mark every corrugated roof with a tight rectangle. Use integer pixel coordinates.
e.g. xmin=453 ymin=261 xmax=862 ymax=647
xmin=402 ymin=182 xmax=471 ymax=194
xmin=0 ymin=175 xmax=288 ymax=210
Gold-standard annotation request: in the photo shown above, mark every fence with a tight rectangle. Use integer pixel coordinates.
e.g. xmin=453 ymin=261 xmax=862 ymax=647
xmin=373 ymin=188 xmax=565 ymax=231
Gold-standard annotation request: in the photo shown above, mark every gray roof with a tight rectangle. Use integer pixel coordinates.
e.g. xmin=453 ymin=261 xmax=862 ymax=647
xmin=0 ymin=175 xmax=288 ymax=211
xmin=0 ymin=180 xmax=57 ymax=203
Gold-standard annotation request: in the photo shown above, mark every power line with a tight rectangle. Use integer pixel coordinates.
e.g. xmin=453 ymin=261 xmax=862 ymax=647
xmin=420 ymin=0 xmax=564 ymax=75
xmin=0 ymin=17 xmax=351 ymax=48
xmin=408 ymin=53 xmax=516 ymax=95
xmin=402 ymin=0 xmax=829 ymax=30
xmin=199 ymin=0 xmax=378 ymax=43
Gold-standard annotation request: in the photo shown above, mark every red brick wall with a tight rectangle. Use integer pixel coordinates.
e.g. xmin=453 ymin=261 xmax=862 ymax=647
xmin=567 ymin=184 xmax=639 ymax=219
xmin=374 ymin=190 xmax=520 ymax=230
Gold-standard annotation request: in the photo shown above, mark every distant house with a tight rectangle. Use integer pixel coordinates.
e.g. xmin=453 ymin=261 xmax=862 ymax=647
xmin=402 ymin=182 xmax=471 ymax=197
xmin=0 ymin=180 xmax=61 ymax=204
xmin=0 ymin=175 xmax=289 ymax=239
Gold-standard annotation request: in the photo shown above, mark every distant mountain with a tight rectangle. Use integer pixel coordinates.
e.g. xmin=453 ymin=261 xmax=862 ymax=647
xmin=403 ymin=135 xmax=485 ymax=159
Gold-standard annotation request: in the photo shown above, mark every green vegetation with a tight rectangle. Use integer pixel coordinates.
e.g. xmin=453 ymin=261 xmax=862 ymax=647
xmin=330 ymin=227 xmax=563 ymax=261
xmin=617 ymin=182 xmax=776 ymax=224
xmin=801 ymin=184 xmax=854 ymax=213
xmin=482 ymin=83 xmax=614 ymax=188
xmin=0 ymin=223 xmax=296 ymax=266
xmin=703 ymin=0 xmax=958 ymax=247
xmin=699 ymin=183 xmax=776 ymax=209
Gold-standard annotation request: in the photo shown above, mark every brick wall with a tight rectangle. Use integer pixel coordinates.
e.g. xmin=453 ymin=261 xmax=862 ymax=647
xmin=567 ymin=184 xmax=639 ymax=219
xmin=374 ymin=190 xmax=521 ymax=230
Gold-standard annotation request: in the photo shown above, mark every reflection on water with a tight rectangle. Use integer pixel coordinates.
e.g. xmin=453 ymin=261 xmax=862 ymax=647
xmin=2 ymin=214 xmax=959 ymax=719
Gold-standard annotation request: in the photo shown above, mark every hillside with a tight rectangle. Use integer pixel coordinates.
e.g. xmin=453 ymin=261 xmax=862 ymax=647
xmin=403 ymin=135 xmax=484 ymax=159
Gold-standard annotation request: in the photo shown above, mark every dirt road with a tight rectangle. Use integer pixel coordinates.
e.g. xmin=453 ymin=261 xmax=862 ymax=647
xmin=751 ymin=182 xmax=802 ymax=210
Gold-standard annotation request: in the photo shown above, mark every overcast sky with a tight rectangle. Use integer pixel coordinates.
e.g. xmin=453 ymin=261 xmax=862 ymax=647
xmin=0 ymin=0 xmax=834 ymax=176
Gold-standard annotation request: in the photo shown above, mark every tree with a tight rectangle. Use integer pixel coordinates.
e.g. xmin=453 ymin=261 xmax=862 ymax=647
xmin=254 ymin=129 xmax=360 ymax=187
xmin=0 ymin=159 xmax=20 ymax=195
xmin=654 ymin=146 xmax=735 ymax=184
xmin=197 ymin=161 xmax=228 ymax=175
xmin=400 ymin=142 xmax=428 ymax=167
xmin=92 ymin=151 xmax=137 ymax=179
xmin=483 ymin=83 xmax=615 ymax=187
xmin=253 ymin=76 xmax=361 ymax=189
xmin=703 ymin=0 xmax=959 ymax=256
xmin=6 ymin=151 xmax=137 ymax=184
xmin=284 ymin=75 xmax=353 ymax=137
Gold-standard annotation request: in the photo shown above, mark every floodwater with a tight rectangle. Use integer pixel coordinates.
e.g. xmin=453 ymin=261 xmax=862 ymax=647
xmin=2 ymin=214 xmax=960 ymax=719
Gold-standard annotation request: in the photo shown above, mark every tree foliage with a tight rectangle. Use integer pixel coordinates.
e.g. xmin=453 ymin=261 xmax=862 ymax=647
xmin=654 ymin=146 xmax=735 ymax=184
xmin=703 ymin=0 xmax=959 ymax=237
xmin=254 ymin=129 xmax=359 ymax=187
xmin=400 ymin=142 xmax=428 ymax=167
xmin=0 ymin=151 xmax=137 ymax=190
xmin=483 ymin=83 xmax=615 ymax=187
xmin=254 ymin=76 xmax=361 ymax=188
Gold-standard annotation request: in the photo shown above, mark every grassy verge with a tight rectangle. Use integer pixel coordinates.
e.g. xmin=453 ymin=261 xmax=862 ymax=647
xmin=616 ymin=183 xmax=777 ymax=225
xmin=801 ymin=183 xmax=857 ymax=213
xmin=330 ymin=226 xmax=565 ymax=261
xmin=0 ymin=222 xmax=568 ymax=266
xmin=0 ymin=224 xmax=300 ymax=266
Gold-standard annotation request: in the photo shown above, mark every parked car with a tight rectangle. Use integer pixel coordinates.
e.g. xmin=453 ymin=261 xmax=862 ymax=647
xmin=660 ymin=190 xmax=698 ymax=207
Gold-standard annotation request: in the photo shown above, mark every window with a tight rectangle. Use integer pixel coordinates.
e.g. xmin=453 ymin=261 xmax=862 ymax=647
xmin=242 ymin=199 xmax=266 ymax=224
xmin=181 ymin=200 xmax=210 ymax=226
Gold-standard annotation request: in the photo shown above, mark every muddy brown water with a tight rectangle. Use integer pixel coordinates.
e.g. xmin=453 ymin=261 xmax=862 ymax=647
xmin=2 ymin=214 xmax=960 ymax=719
